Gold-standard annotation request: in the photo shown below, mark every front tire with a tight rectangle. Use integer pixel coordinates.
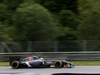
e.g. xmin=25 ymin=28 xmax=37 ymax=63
xmin=54 ymin=61 xmax=62 ymax=68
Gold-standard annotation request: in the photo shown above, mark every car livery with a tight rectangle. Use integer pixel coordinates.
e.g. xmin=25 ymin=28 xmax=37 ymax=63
xmin=9 ymin=56 xmax=75 ymax=69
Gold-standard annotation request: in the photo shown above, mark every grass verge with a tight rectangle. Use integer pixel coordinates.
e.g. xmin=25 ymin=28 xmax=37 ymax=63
xmin=70 ymin=61 xmax=100 ymax=66
xmin=0 ymin=62 xmax=9 ymax=66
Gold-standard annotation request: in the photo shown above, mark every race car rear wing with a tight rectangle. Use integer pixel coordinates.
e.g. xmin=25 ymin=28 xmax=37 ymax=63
xmin=9 ymin=56 xmax=20 ymax=66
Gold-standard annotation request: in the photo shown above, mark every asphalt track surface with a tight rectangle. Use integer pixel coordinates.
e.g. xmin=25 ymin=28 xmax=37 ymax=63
xmin=0 ymin=66 xmax=100 ymax=75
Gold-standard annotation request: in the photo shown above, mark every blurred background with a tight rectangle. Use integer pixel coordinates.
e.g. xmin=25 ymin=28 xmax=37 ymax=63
xmin=0 ymin=0 xmax=100 ymax=61
xmin=1 ymin=40 xmax=100 ymax=52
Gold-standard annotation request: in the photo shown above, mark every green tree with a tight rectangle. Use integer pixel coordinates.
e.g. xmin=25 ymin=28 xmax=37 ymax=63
xmin=35 ymin=0 xmax=78 ymax=14
xmin=13 ymin=3 xmax=60 ymax=41
xmin=59 ymin=10 xmax=78 ymax=29
xmin=0 ymin=0 xmax=25 ymax=26
xmin=57 ymin=10 xmax=78 ymax=40
xmin=35 ymin=0 xmax=79 ymax=40
xmin=0 ymin=22 xmax=12 ymax=42
xmin=77 ymin=0 xmax=100 ymax=40
xmin=1 ymin=0 xmax=24 ymax=10
xmin=0 ymin=3 xmax=12 ymax=23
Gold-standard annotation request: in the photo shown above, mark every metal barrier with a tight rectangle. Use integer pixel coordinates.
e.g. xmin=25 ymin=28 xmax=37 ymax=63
xmin=1 ymin=40 xmax=100 ymax=52
xmin=0 ymin=51 xmax=100 ymax=61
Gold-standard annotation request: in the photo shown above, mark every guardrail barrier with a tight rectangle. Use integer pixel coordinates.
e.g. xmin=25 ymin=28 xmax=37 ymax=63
xmin=0 ymin=51 xmax=100 ymax=61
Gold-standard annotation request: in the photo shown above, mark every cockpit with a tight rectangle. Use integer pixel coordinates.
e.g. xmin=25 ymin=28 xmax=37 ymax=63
xmin=22 ymin=56 xmax=39 ymax=61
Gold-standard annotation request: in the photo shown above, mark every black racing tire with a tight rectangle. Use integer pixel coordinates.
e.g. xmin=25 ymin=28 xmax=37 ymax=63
xmin=11 ymin=61 xmax=20 ymax=69
xmin=54 ymin=61 xmax=62 ymax=68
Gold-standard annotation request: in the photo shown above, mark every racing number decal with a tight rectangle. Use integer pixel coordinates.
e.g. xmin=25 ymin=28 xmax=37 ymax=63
xmin=29 ymin=57 xmax=32 ymax=60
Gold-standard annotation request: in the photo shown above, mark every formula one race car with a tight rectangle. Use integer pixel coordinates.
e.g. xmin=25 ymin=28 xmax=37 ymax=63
xmin=9 ymin=56 xmax=75 ymax=69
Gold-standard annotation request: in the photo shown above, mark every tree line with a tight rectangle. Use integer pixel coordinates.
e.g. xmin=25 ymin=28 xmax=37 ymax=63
xmin=0 ymin=0 xmax=100 ymax=42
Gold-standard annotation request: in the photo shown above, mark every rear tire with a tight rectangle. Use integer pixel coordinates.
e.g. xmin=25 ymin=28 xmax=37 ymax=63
xmin=11 ymin=61 xmax=20 ymax=69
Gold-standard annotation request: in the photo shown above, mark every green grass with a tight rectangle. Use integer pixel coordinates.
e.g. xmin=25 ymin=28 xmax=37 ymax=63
xmin=0 ymin=61 xmax=100 ymax=66
xmin=0 ymin=62 xmax=9 ymax=66
xmin=70 ymin=61 xmax=100 ymax=66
